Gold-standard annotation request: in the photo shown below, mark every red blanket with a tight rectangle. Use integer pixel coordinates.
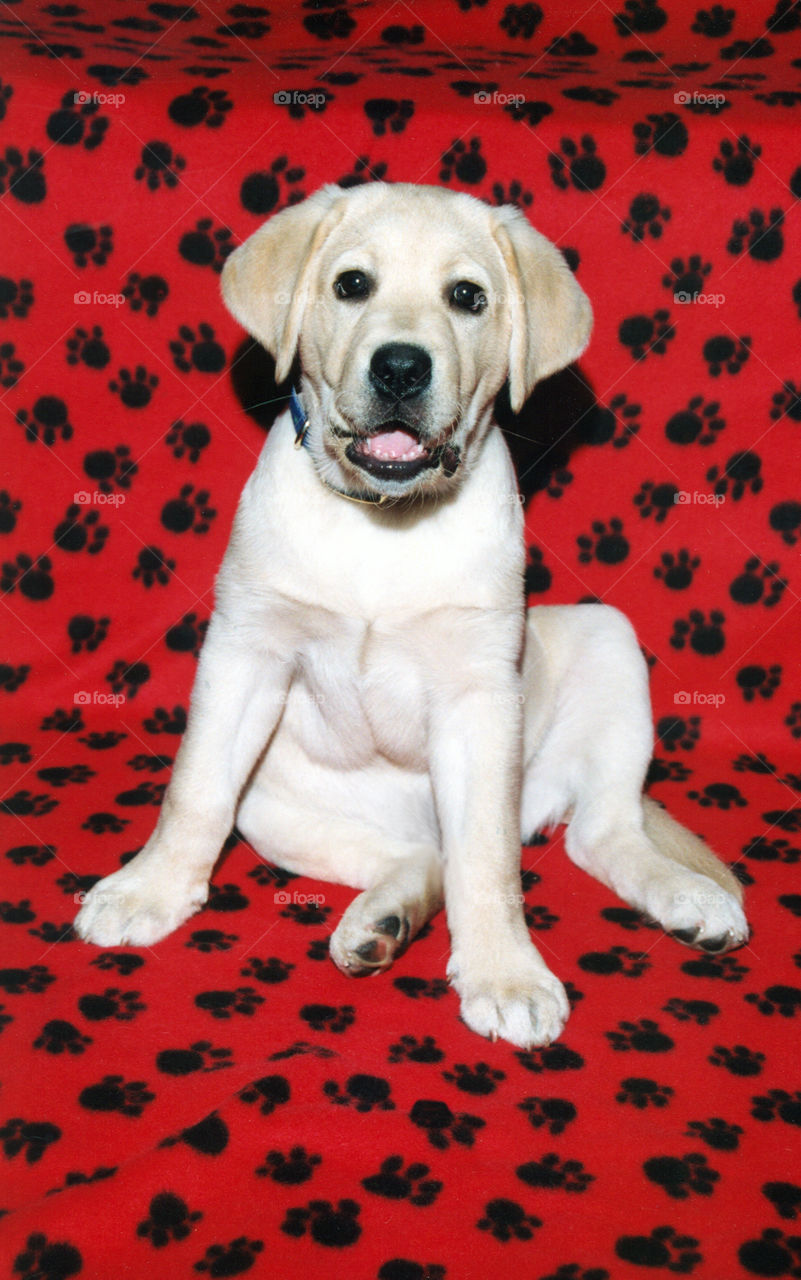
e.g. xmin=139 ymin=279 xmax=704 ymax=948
xmin=2 ymin=3 xmax=800 ymax=1277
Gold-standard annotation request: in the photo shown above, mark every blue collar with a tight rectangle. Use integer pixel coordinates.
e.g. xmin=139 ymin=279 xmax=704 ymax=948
xmin=290 ymin=386 xmax=310 ymax=449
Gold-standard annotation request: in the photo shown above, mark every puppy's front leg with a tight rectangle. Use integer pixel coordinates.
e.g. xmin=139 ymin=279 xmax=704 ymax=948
xmin=430 ymin=673 xmax=569 ymax=1049
xmin=75 ymin=613 xmax=292 ymax=947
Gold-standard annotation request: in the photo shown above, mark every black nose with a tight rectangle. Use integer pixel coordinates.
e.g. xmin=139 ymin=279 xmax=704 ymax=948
xmin=369 ymin=343 xmax=432 ymax=401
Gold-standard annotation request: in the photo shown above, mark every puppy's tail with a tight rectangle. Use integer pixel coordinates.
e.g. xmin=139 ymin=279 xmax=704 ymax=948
xmin=642 ymin=795 xmax=744 ymax=904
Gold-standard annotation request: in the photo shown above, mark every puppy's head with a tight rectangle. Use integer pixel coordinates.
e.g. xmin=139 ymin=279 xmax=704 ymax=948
xmin=222 ymin=183 xmax=592 ymax=502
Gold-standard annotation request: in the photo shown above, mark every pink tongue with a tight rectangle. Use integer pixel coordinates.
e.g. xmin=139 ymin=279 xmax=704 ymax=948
xmin=364 ymin=429 xmax=424 ymax=460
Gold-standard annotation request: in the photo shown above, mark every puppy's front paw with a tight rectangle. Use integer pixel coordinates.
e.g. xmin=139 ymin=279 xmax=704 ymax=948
xmin=448 ymin=952 xmax=570 ymax=1049
xmin=74 ymin=860 xmax=208 ymax=947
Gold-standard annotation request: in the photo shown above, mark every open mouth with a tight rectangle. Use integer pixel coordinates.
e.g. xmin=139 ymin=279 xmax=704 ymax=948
xmin=345 ymin=423 xmax=460 ymax=483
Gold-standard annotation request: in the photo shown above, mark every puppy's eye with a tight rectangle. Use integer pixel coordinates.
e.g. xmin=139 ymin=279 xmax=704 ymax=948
xmin=450 ymin=280 xmax=487 ymax=313
xmin=334 ymin=270 xmax=371 ymax=300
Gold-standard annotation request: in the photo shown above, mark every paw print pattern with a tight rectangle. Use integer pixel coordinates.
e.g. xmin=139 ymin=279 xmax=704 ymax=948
xmin=744 ymin=984 xmax=801 ymax=1017
xmin=578 ymin=945 xmax=650 ymax=977
xmin=614 ymin=0 xmax=667 ymax=34
xmin=586 ymin=393 xmax=641 ymax=447
xmin=165 ymin=419 xmax=211 ymax=462
xmin=644 ymin=1151 xmax=720 ymax=1199
xmin=165 ymin=613 xmax=208 ymax=657
xmin=0 ymin=490 xmax=21 ymax=536
xmin=388 ymin=1034 xmax=445 ymax=1063
xmin=362 ymin=1154 xmax=442 ymax=1204
xmin=78 ymin=1074 xmax=155 ymax=1116
xmin=739 ymin=1230 xmax=801 ymax=1277
xmin=240 ymin=955 xmax=293 ymax=985
xmin=713 ymin=134 xmax=761 ymax=185
xmin=440 ymin=137 xmax=486 ymax=185
xmin=0 ymin=146 xmax=46 ymax=203
xmin=663 ymin=255 xmax=712 ymax=301
xmin=34 ymin=1019 xmax=92 ymax=1054
xmin=633 ymin=112 xmax=689 ymax=157
xmin=169 ymin=323 xmax=226 ymax=373
xmin=616 ymin=1076 xmax=674 ymax=1108
xmin=300 ymin=1003 xmax=355 ymax=1033
xmin=168 ymin=85 xmax=232 ymax=128
xmin=752 ymin=1089 xmax=801 ymax=1126
xmin=122 ymin=273 xmax=169 ymax=316
xmin=686 ymin=1117 xmax=742 ymax=1150
xmin=133 ymin=546 xmax=175 ymax=587
xmin=477 ymin=1197 xmax=542 ymax=1241
xmin=728 ymin=208 xmax=784 ymax=261
xmin=66 ymin=325 xmax=110 ymax=369
xmin=136 ymin=1192 xmax=202 ymax=1247
xmin=670 ymin=610 xmax=726 ymax=655
xmin=46 ymin=90 xmax=108 ymax=150
xmin=65 ymin=222 xmax=113 ymax=267
xmin=687 ymin=782 xmax=747 ymax=810
xmin=692 ymin=5 xmax=735 ymax=37
xmin=577 ymin=518 xmax=629 ymax=565
xmin=518 ymin=1095 xmax=578 ymax=1132
xmin=771 ymin=379 xmax=801 ymax=423
xmin=258 ymin=1146 xmax=322 ymax=1184
xmin=607 ymin=1019 xmax=675 ymax=1053
xmin=156 ymin=1041 xmax=233 ymax=1076
xmin=707 ymin=450 xmax=763 ymax=500
xmin=195 ymin=1238 xmax=264 ymax=1273
xmin=0 ymin=342 xmax=24 ymax=387
xmin=517 ymin=1152 xmax=594 ymax=1192
xmin=616 ymin=1225 xmax=701 ymax=1272
xmin=619 ymin=310 xmax=674 ymax=360
xmin=490 ymin=179 xmax=533 ymax=210
xmin=634 ymin=479 xmax=679 ymax=521
xmin=68 ymin=614 xmax=109 ymax=653
xmin=54 ymin=505 xmax=108 ymax=555
xmin=441 ymin=1062 xmax=505 ymax=1095
xmin=666 ymin=397 xmax=724 ymax=446
xmin=16 ymin=397 xmax=73 ymax=446
xmin=109 ymin=366 xmax=158 ymax=409
xmin=1 ymin=554 xmax=54 ymax=600
xmin=621 ymin=191 xmax=671 ymax=240
xmin=708 ymin=1043 xmax=765 ymax=1075
xmin=84 ymin=445 xmax=137 ymax=494
xmin=11 ymin=1234 xmax=83 ymax=1280
xmin=548 ymin=135 xmax=606 ymax=191
xmin=655 ymin=549 xmax=700 ymax=589
xmin=786 ymin=703 xmax=801 ymax=738
xmin=324 ymin=1073 xmax=394 ymax=1112
xmin=409 ymin=1098 xmax=484 ymax=1149
xmin=0 ymin=275 xmax=33 ymax=318
xmin=240 ymin=156 xmax=306 ymax=216
xmin=238 ymin=1074 xmax=290 ymax=1115
xmin=703 ymin=333 xmax=751 ymax=376
xmin=179 ymin=218 xmax=233 ymax=272
xmin=134 ymin=140 xmax=186 ymax=190
xmin=730 ymin=558 xmax=787 ymax=606
xmin=194 ymin=987 xmax=264 ymax=1019
xmin=78 ymin=988 xmax=144 ymax=1021
xmin=364 ymin=98 xmax=415 ymax=136
xmin=282 ymin=1200 xmax=361 ymax=1247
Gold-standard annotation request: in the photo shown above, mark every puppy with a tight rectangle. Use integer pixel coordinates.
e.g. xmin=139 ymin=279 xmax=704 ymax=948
xmin=75 ymin=183 xmax=748 ymax=1048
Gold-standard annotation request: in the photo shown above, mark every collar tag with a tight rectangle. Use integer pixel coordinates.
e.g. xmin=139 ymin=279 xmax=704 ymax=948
xmin=290 ymin=386 xmax=310 ymax=449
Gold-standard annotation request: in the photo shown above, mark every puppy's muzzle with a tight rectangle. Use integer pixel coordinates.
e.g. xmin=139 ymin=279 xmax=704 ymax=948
xmin=368 ymin=342 xmax=432 ymax=402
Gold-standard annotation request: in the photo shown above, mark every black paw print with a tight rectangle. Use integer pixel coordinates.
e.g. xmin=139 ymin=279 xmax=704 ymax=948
xmin=179 ymin=218 xmax=233 ymax=272
xmin=185 ymin=929 xmax=236 ymax=956
xmin=441 ymin=1061 xmax=505 ymax=1095
xmin=300 ymin=1003 xmax=355 ymax=1033
xmin=670 ymin=609 xmax=726 ymax=655
xmin=282 ymin=1200 xmax=361 ymax=1247
xmin=34 ymin=1019 xmax=92 ymax=1054
xmin=0 ymin=146 xmax=46 ymax=203
xmin=644 ymin=1151 xmax=720 ymax=1199
xmin=394 ymin=975 xmax=450 ymax=1001
xmin=143 ymin=705 xmax=186 ymax=734
xmin=240 ymin=155 xmax=306 ymax=216
xmin=0 ymin=896 xmax=37 ymax=920
xmin=11 ymin=1234 xmax=83 ymax=1280
xmin=324 ymin=1073 xmax=394 ymax=1112
xmin=752 ymin=1089 xmax=801 ymax=1126
xmin=1 ymin=554 xmax=54 ymax=600
xmin=524 ymin=545 xmax=551 ymax=594
xmin=518 ymin=1095 xmax=578 ymax=1132
xmin=39 ymin=764 xmax=94 ymax=788
xmin=0 ymin=1118 xmax=61 ymax=1164
xmin=161 ymin=484 xmax=216 ymax=535
xmin=708 ymin=1043 xmax=765 ymax=1075
xmin=337 ymin=155 xmax=389 ymax=188
xmin=165 ymin=612 xmax=208 ymax=657
xmin=0 ymin=964 xmax=55 ymax=993
xmin=68 ymin=614 xmax=109 ymax=653
xmin=635 ymin=481 xmax=679 ymax=524
xmin=654 ymin=549 xmax=700 ymax=590
xmin=786 ymin=703 xmax=801 ymax=738
xmin=621 ymin=190 xmax=671 ymax=240
xmin=282 ymin=899 xmax=330 ymax=927
xmin=616 ymin=1225 xmax=701 ymax=1272
xmin=54 ymin=504 xmax=108 ymax=554
xmin=770 ymin=499 xmax=801 ymax=547
xmin=713 ymin=134 xmax=760 ymax=185
xmin=168 ymin=85 xmax=232 ymax=127
xmin=134 ymin=139 xmax=185 ymax=189
xmin=238 ymin=1073 xmax=291 ymax=1115
xmin=195 ymin=987 xmax=264 ymax=1019
xmin=616 ymin=1076 xmax=674 ymax=1108
xmin=387 ymin=1033 xmax=445 ymax=1063
xmin=663 ymin=255 xmax=712 ymax=301
xmin=633 ymin=111 xmax=689 ymax=157
xmin=578 ymin=945 xmax=650 ymax=977
xmin=0 ymin=489 xmax=22 ymax=535
xmin=66 ymin=325 xmax=110 ymax=370
xmin=0 ymin=275 xmax=33 ymax=318
xmin=490 ymin=179 xmax=533 ymax=209
xmin=0 ymin=341 xmax=24 ymax=387
xmin=730 ymin=557 xmax=786 ymax=606
xmin=240 ymin=955 xmax=292 ymax=985
xmin=745 ymin=984 xmax=801 ymax=1017
xmin=707 ymin=450 xmax=763 ymax=500
xmin=46 ymin=90 xmax=108 ymax=150
xmin=681 ymin=949 xmax=750 ymax=981
xmin=364 ymin=97 xmax=414 ymax=136
xmin=409 ymin=1098 xmax=484 ymax=1149
xmin=687 ymin=782 xmax=746 ymax=810
xmin=109 ymin=365 xmax=158 ymax=410
xmin=84 ymin=445 xmax=137 ymax=494
xmin=771 ymin=378 xmax=801 ymax=423
xmin=82 ymin=812 xmax=129 ymax=835
xmin=170 ymin=322 xmax=225 ymax=374
xmin=132 ymin=546 xmax=175 ymax=588
xmin=79 ymin=1074 xmax=155 ymax=1115
xmin=500 ymin=3 xmax=544 ymax=36
xmin=515 ymin=1042 xmax=585 ymax=1075
xmin=577 ymin=518 xmax=629 ymax=565
xmin=78 ymin=988 xmax=144 ymax=1021
xmin=16 ymin=396 xmax=73 ymax=446
xmin=517 ymin=1152 xmax=594 ymax=1192
xmin=762 ymin=1184 xmax=801 ymax=1221
xmin=40 ymin=707 xmax=82 ymax=732
xmin=65 ymin=222 xmax=112 ymax=267
xmin=728 ymin=207 xmax=784 ymax=261
xmin=477 ymin=1197 xmax=542 ymax=1241
xmin=739 ymin=1230 xmax=801 ymax=1277
xmin=607 ymin=1019 xmax=675 ymax=1053
xmin=195 ymin=1238 xmax=264 ymax=1273
xmin=165 ymin=418 xmax=211 ymax=463
xmin=257 ymin=1146 xmax=321 ymax=1184
xmin=586 ymin=393 xmax=641 ymax=448
xmin=157 ymin=1042 xmax=232 ymax=1079
xmin=440 ymin=137 xmax=486 ymax=185
xmin=122 ymin=272 xmax=169 ymax=316
xmin=703 ymin=332 xmax=751 ymax=376
xmin=686 ymin=1116 xmax=742 ymax=1150
xmin=548 ymin=135 xmax=606 ymax=191
xmin=692 ymin=5 xmax=734 ymax=37
xmin=362 ymin=1154 xmax=442 ymax=1205
xmin=614 ymin=0 xmax=667 ymax=34
xmin=619 ymin=310 xmax=674 ymax=360
xmin=136 ymin=1191 xmax=202 ymax=1247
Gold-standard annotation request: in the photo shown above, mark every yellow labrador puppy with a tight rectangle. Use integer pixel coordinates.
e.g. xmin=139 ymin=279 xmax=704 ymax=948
xmin=76 ymin=183 xmax=747 ymax=1048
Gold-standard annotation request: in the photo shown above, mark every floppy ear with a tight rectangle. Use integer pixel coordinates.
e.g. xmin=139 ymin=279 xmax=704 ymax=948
xmin=221 ymin=184 xmax=347 ymax=383
xmin=492 ymin=205 xmax=593 ymax=414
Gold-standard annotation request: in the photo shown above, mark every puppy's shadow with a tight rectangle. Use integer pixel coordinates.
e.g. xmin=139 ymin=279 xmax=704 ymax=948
xmin=496 ymin=366 xmax=599 ymax=507
xmin=229 ymin=337 xmax=291 ymax=432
